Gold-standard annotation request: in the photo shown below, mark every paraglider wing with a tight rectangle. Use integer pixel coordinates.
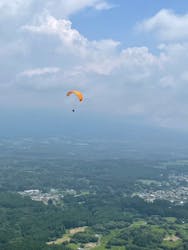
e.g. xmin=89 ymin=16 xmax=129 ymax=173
xmin=66 ymin=90 xmax=83 ymax=102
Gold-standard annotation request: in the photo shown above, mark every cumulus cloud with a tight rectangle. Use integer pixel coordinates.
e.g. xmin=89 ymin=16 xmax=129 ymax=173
xmin=1 ymin=3 xmax=188 ymax=129
xmin=138 ymin=9 xmax=188 ymax=41
xmin=8 ymin=12 xmax=188 ymax=129
xmin=23 ymin=16 xmax=88 ymax=48
xmin=22 ymin=15 xmax=119 ymax=58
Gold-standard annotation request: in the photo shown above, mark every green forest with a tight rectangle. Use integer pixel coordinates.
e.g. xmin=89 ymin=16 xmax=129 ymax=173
xmin=0 ymin=149 xmax=188 ymax=250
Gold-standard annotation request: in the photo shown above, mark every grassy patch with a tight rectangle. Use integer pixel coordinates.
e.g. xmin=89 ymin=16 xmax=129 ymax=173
xmin=47 ymin=226 xmax=87 ymax=245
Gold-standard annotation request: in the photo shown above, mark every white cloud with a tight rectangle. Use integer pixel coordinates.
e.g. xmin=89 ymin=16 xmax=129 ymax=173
xmin=23 ymin=16 xmax=88 ymax=47
xmin=2 ymin=4 xmax=188 ymax=130
xmin=138 ymin=9 xmax=188 ymax=41
xmin=94 ymin=1 xmax=113 ymax=10
xmin=0 ymin=0 xmax=112 ymax=19
xmin=16 ymin=13 xmax=188 ymax=129
xmin=46 ymin=0 xmax=113 ymax=16
xmin=20 ymin=67 xmax=60 ymax=77
xmin=22 ymin=15 xmax=120 ymax=58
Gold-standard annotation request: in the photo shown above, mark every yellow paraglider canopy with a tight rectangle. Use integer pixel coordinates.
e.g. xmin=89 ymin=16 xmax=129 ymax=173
xmin=66 ymin=90 xmax=83 ymax=102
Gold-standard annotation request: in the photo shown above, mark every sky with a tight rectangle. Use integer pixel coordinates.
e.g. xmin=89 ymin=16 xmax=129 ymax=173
xmin=1 ymin=0 xmax=188 ymax=136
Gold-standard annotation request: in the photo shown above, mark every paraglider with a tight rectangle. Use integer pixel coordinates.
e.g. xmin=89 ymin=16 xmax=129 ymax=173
xmin=66 ymin=90 xmax=83 ymax=112
xmin=66 ymin=90 xmax=83 ymax=102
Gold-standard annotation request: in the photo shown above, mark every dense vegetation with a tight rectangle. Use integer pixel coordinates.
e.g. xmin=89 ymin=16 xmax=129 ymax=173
xmin=0 ymin=139 xmax=188 ymax=249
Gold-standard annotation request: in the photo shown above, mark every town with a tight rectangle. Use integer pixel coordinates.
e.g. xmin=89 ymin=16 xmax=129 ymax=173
xmin=134 ymin=174 xmax=188 ymax=204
